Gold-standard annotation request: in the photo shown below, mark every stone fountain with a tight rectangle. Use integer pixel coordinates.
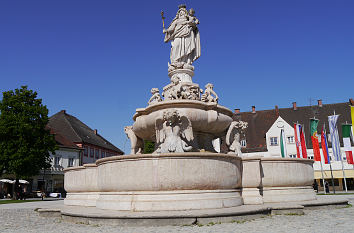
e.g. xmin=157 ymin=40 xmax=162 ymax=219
xmin=63 ymin=5 xmax=317 ymax=224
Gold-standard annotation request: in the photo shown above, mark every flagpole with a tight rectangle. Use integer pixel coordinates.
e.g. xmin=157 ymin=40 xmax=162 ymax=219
xmin=312 ymin=117 xmax=325 ymax=193
xmin=324 ymin=123 xmax=336 ymax=194
xmin=329 ymin=163 xmax=336 ymax=194
xmin=333 ymin=111 xmax=348 ymax=193
xmin=320 ymin=158 xmax=326 ymax=194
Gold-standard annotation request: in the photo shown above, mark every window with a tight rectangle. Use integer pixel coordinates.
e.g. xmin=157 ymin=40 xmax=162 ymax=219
xmin=270 ymin=137 xmax=278 ymax=146
xmin=90 ymin=147 xmax=94 ymax=158
xmin=54 ymin=157 xmax=61 ymax=166
xmin=287 ymin=136 xmax=295 ymax=144
xmin=101 ymin=151 xmax=105 ymax=158
xmin=289 ymin=154 xmax=297 ymax=158
xmin=308 ymin=156 xmax=314 ymax=160
xmin=84 ymin=146 xmax=88 ymax=157
xmin=95 ymin=149 xmax=99 ymax=159
xmin=240 ymin=139 xmax=247 ymax=148
xmin=68 ymin=158 xmax=74 ymax=167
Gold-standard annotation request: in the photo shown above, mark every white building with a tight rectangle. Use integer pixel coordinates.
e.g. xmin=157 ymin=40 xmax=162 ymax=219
xmin=31 ymin=129 xmax=82 ymax=194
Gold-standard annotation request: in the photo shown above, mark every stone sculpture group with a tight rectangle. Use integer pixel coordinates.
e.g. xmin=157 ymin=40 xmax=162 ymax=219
xmin=126 ymin=4 xmax=245 ymax=155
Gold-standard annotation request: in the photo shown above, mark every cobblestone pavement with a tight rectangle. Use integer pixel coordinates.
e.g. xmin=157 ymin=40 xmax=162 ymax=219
xmin=1 ymin=196 xmax=353 ymax=233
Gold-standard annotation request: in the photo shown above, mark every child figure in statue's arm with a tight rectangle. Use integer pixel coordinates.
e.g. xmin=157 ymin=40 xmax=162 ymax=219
xmin=188 ymin=8 xmax=199 ymax=28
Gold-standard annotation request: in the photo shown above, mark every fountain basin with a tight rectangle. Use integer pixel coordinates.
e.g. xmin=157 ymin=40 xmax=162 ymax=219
xmin=132 ymin=100 xmax=233 ymax=143
xmin=64 ymin=153 xmax=243 ymax=211
xmin=242 ymin=157 xmax=316 ymax=204
xmin=64 ymin=164 xmax=99 ymax=207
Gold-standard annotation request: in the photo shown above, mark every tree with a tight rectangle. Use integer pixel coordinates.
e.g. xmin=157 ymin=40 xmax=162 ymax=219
xmin=143 ymin=140 xmax=155 ymax=154
xmin=0 ymin=86 xmax=57 ymax=198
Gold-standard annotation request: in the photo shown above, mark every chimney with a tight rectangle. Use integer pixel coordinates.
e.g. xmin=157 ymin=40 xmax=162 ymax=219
xmin=292 ymin=102 xmax=297 ymax=110
xmin=350 ymin=98 xmax=354 ymax=106
xmin=94 ymin=129 xmax=98 ymax=135
xmin=234 ymin=108 xmax=240 ymax=114
xmin=275 ymin=105 xmax=279 ymax=116
xmin=252 ymin=106 xmax=256 ymax=114
xmin=317 ymin=99 xmax=323 ymax=107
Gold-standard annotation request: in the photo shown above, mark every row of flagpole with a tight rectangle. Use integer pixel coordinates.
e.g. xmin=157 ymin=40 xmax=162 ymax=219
xmin=279 ymin=106 xmax=354 ymax=193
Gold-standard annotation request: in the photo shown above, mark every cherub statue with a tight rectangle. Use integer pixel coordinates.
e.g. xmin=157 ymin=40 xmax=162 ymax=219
xmin=124 ymin=126 xmax=144 ymax=154
xmin=180 ymin=85 xmax=202 ymax=100
xmin=154 ymin=109 xmax=194 ymax=153
xmin=148 ymin=88 xmax=163 ymax=105
xmin=226 ymin=121 xmax=248 ymax=156
xmin=162 ymin=76 xmax=181 ymax=100
xmin=201 ymin=83 xmax=219 ymax=103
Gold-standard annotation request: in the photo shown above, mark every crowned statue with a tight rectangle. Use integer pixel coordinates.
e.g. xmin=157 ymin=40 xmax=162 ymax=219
xmin=162 ymin=5 xmax=201 ymax=72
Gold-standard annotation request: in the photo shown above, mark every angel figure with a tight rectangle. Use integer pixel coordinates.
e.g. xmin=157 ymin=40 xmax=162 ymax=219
xmin=154 ymin=109 xmax=194 ymax=153
xmin=148 ymin=88 xmax=163 ymax=105
xmin=226 ymin=121 xmax=248 ymax=156
xmin=201 ymin=83 xmax=218 ymax=103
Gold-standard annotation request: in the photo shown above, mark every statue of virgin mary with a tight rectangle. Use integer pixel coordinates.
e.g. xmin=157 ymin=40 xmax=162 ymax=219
xmin=163 ymin=5 xmax=201 ymax=69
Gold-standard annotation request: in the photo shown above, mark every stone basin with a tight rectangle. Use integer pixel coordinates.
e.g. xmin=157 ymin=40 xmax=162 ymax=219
xmin=64 ymin=164 xmax=99 ymax=207
xmin=132 ymin=100 xmax=234 ymax=150
xmin=241 ymin=157 xmax=316 ymax=204
xmin=64 ymin=152 xmax=243 ymax=212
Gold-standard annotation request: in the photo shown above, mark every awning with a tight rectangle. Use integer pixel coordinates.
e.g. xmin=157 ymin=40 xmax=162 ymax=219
xmin=19 ymin=180 xmax=29 ymax=184
xmin=0 ymin=179 xmax=15 ymax=184
xmin=0 ymin=179 xmax=29 ymax=184
xmin=315 ymin=169 xmax=354 ymax=179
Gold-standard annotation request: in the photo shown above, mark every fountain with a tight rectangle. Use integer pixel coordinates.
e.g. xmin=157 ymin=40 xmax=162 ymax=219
xmin=62 ymin=5 xmax=318 ymax=225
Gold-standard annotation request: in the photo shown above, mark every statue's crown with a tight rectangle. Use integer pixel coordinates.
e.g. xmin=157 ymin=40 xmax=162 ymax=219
xmin=178 ymin=4 xmax=186 ymax=9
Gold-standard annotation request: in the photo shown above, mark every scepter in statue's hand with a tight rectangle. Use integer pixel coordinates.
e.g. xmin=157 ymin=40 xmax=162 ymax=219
xmin=161 ymin=10 xmax=166 ymax=33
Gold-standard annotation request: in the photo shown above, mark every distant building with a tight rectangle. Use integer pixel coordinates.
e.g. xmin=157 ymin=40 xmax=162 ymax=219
xmin=47 ymin=110 xmax=124 ymax=165
xmin=31 ymin=110 xmax=124 ymax=194
xmin=229 ymin=99 xmax=354 ymax=191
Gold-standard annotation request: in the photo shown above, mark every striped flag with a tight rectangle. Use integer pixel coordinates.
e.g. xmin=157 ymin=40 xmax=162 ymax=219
xmin=328 ymin=115 xmax=342 ymax=161
xmin=342 ymin=124 xmax=354 ymax=164
xmin=280 ymin=129 xmax=287 ymax=158
xmin=294 ymin=123 xmax=307 ymax=158
xmin=310 ymin=119 xmax=321 ymax=161
xmin=294 ymin=123 xmax=302 ymax=158
xmin=321 ymin=125 xmax=330 ymax=164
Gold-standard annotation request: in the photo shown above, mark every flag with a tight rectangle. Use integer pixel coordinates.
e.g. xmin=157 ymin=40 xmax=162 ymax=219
xmin=352 ymin=106 xmax=354 ymax=134
xmin=351 ymin=106 xmax=354 ymax=143
xmin=321 ymin=125 xmax=330 ymax=164
xmin=310 ymin=119 xmax=321 ymax=161
xmin=299 ymin=124 xmax=308 ymax=158
xmin=280 ymin=129 xmax=287 ymax=158
xmin=328 ymin=115 xmax=342 ymax=161
xmin=294 ymin=123 xmax=302 ymax=158
xmin=342 ymin=124 xmax=354 ymax=164
xmin=294 ymin=123 xmax=307 ymax=158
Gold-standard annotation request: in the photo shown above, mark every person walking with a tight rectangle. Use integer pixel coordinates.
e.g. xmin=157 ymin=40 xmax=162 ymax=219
xmin=325 ymin=181 xmax=330 ymax=194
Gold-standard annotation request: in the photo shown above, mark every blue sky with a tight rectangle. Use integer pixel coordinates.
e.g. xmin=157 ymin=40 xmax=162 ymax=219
xmin=1 ymin=0 xmax=353 ymax=154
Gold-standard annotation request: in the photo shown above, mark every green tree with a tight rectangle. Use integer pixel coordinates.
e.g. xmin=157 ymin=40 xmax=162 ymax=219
xmin=143 ymin=140 xmax=155 ymax=154
xmin=0 ymin=86 xmax=57 ymax=196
